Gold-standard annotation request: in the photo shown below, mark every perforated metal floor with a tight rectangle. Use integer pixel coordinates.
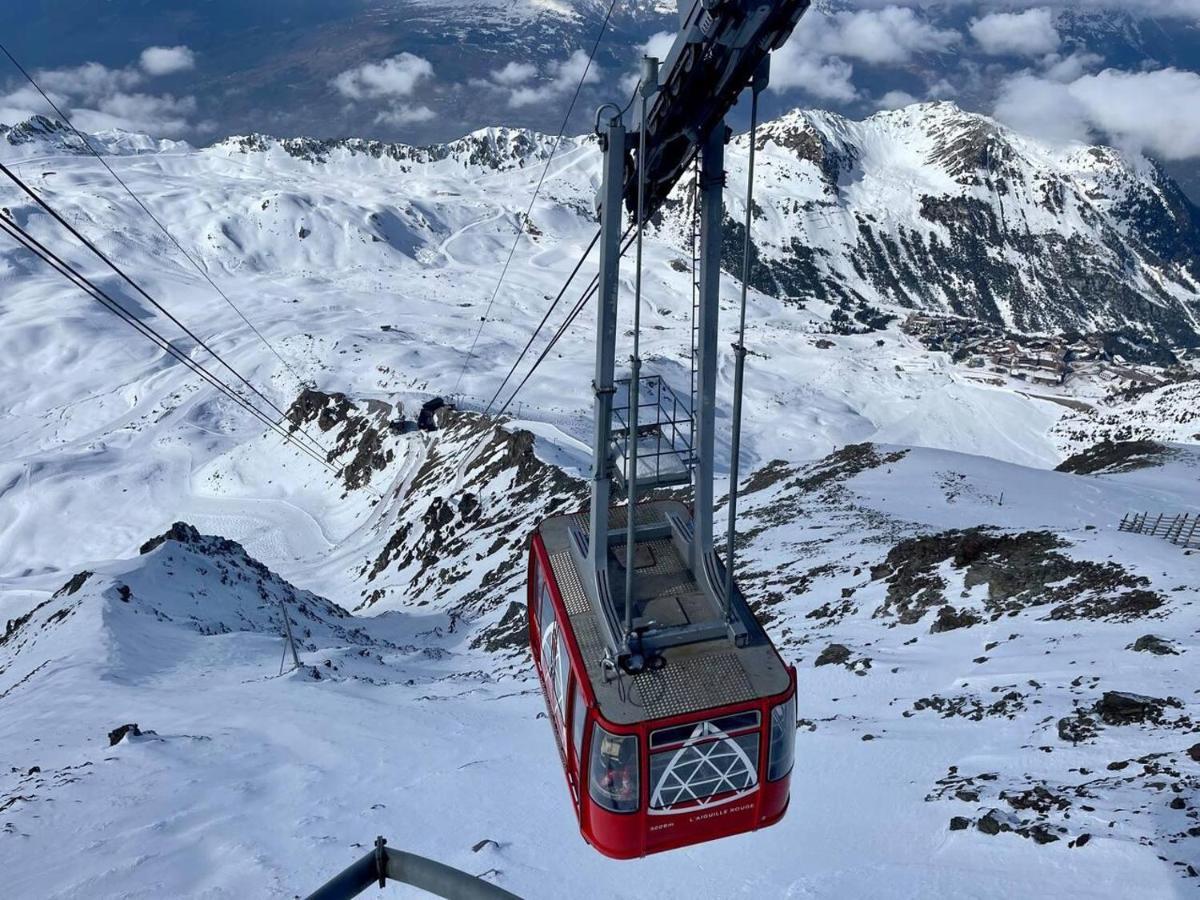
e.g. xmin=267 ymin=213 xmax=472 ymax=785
xmin=541 ymin=500 xmax=790 ymax=725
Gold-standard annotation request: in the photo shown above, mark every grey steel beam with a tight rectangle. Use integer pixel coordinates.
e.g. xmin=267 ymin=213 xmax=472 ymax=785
xmin=692 ymin=121 xmax=726 ymax=576
xmin=584 ymin=107 xmax=627 ymax=652
xmin=305 ymin=837 xmax=522 ymax=900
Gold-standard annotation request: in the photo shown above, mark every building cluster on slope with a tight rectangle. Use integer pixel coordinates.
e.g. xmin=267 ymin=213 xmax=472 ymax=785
xmin=901 ymin=314 xmax=1171 ymax=390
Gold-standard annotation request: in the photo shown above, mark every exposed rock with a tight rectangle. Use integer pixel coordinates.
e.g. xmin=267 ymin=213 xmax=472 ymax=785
xmin=108 ymin=723 xmax=143 ymax=746
xmin=978 ymin=810 xmax=1005 ymax=835
xmin=814 ymin=643 xmax=852 ymax=667
xmin=140 ymin=522 xmax=201 ymax=555
xmin=1094 ymin=691 xmax=1182 ymax=726
xmin=1056 ymin=440 xmax=1168 ymax=475
xmin=52 ymin=570 xmax=94 ymax=597
xmin=1129 ymin=635 xmax=1179 ymax=655
xmin=930 ymin=605 xmax=981 ymax=633
xmin=873 ymin=527 xmax=1162 ymax=624
xmin=949 ymin=816 xmax=970 ymax=831
xmin=472 ymin=602 xmax=528 ymax=655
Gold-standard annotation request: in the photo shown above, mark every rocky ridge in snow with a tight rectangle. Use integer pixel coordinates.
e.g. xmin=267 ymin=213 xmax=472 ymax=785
xmin=184 ymin=101 xmax=1200 ymax=352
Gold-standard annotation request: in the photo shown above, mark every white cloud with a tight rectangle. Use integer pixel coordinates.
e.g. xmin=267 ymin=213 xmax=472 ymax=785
xmin=640 ymin=31 xmax=675 ymax=63
xmin=878 ymin=89 xmax=919 ymax=109
xmin=505 ymin=49 xmax=601 ymax=108
xmin=1040 ymin=51 xmax=1103 ymax=82
xmin=332 ymin=53 xmax=434 ymax=101
xmin=0 ymin=53 xmax=199 ymax=136
xmin=994 ymin=66 xmax=1200 ymax=160
xmin=768 ymin=45 xmax=859 ymax=102
xmin=768 ymin=6 xmax=958 ymax=103
xmin=140 ymin=46 xmax=196 ymax=76
xmin=839 ymin=0 xmax=1200 ymax=19
xmin=993 ymin=73 xmax=1087 ymax=144
xmin=331 ymin=53 xmax=438 ymax=131
xmin=970 ymin=9 xmax=1060 ymax=57
xmin=796 ymin=7 xmax=960 ymax=66
xmin=374 ymin=104 xmax=436 ymax=126
xmin=491 ymin=61 xmax=536 ymax=86
xmin=72 ymin=92 xmax=197 ymax=136
xmin=36 ymin=62 xmax=144 ymax=102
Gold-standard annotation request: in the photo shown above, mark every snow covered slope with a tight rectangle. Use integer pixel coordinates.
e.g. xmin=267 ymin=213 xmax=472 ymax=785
xmin=1 ymin=103 xmax=1199 ymax=896
xmin=2 ymin=444 xmax=1198 ymax=897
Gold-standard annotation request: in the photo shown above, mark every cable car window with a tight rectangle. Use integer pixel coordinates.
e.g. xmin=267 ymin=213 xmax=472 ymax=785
xmin=571 ymin=679 xmax=586 ymax=766
xmin=536 ymin=571 xmax=554 ymax=635
xmin=650 ymin=711 xmax=760 ymax=749
xmin=554 ymin=629 xmax=569 ymax=722
xmin=588 ymin=726 xmax=639 ymax=814
xmin=767 ymin=694 xmax=796 ymax=782
xmin=650 ymin=727 xmax=760 ymax=810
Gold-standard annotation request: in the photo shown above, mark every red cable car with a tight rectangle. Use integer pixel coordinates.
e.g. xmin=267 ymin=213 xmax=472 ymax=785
xmin=524 ymin=0 xmax=807 ymax=859
xmin=528 ymin=500 xmax=796 ymax=859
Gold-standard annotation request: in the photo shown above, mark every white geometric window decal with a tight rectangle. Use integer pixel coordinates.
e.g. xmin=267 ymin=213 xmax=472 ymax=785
xmin=649 ymin=721 xmax=759 ymax=814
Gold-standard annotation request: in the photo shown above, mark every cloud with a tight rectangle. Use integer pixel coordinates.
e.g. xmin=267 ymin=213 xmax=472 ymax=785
xmin=140 ymin=46 xmax=196 ymax=76
xmin=374 ymin=104 xmax=436 ymax=126
xmin=994 ymin=66 xmax=1200 ymax=160
xmin=798 ymin=7 xmax=960 ymax=66
xmin=36 ymin=62 xmax=144 ymax=102
xmin=970 ymin=9 xmax=1060 ymax=57
xmin=331 ymin=53 xmax=438 ymax=131
xmin=768 ymin=46 xmax=860 ymax=102
xmin=332 ymin=53 xmax=434 ymax=100
xmin=769 ymin=6 xmax=958 ymax=103
xmin=878 ymin=89 xmax=919 ymax=109
xmin=504 ymin=49 xmax=601 ymax=108
xmin=839 ymin=0 xmax=1200 ymax=20
xmin=0 ymin=52 xmax=199 ymax=136
xmin=71 ymin=92 xmax=197 ymax=136
xmin=640 ymin=31 xmax=675 ymax=63
xmin=491 ymin=62 xmax=536 ymax=86
xmin=1040 ymin=51 xmax=1104 ymax=82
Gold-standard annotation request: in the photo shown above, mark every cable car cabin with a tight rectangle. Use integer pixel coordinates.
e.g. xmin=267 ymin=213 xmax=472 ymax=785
xmin=527 ymin=499 xmax=797 ymax=859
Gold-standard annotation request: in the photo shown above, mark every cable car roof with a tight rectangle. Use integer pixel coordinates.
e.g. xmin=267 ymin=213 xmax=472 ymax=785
xmin=538 ymin=500 xmax=791 ymax=726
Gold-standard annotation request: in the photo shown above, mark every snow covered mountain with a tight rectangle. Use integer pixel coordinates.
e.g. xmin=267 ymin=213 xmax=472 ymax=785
xmin=673 ymin=102 xmax=1200 ymax=354
xmin=2 ymin=100 xmax=1200 ymax=896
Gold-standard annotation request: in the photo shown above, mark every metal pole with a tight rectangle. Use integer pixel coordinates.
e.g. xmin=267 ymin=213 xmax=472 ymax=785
xmin=305 ymin=837 xmax=522 ymax=900
xmin=587 ymin=107 xmax=626 ymax=596
xmin=624 ymin=57 xmax=659 ymax=645
xmin=723 ymin=60 xmax=767 ymax=622
xmin=279 ymin=597 xmax=302 ymax=673
xmin=693 ymin=122 xmax=726 ymax=576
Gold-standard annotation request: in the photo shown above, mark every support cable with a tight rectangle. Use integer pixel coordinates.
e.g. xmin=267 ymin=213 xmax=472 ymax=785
xmin=0 ymin=40 xmax=311 ymax=391
xmin=492 ymin=226 xmax=638 ymax=419
xmin=480 ymin=227 xmax=600 ymax=414
xmin=723 ymin=60 xmax=768 ymax=620
xmin=452 ymin=0 xmax=620 ymax=396
xmin=0 ymin=216 xmax=340 ymax=473
xmin=0 ymin=161 xmax=332 ymax=459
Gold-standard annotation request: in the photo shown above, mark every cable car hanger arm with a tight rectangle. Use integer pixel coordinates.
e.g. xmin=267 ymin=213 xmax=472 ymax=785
xmin=626 ymin=0 xmax=810 ymax=217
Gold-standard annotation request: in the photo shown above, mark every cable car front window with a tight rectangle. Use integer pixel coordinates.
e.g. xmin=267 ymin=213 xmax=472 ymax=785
xmin=588 ymin=725 xmax=639 ymax=814
xmin=767 ymin=694 xmax=796 ymax=782
xmin=649 ymin=720 xmax=760 ymax=811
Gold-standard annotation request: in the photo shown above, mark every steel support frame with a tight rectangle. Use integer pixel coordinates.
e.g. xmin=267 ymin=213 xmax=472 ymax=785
xmin=692 ymin=122 xmax=725 ymax=579
xmin=570 ymin=108 xmax=629 ymax=657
